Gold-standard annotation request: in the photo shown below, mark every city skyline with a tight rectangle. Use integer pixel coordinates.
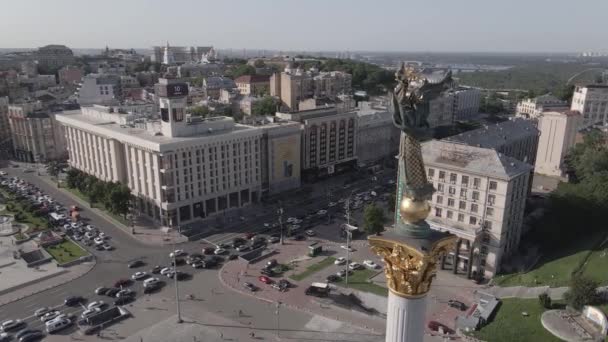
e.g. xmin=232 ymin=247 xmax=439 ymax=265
xmin=1 ymin=0 xmax=607 ymax=53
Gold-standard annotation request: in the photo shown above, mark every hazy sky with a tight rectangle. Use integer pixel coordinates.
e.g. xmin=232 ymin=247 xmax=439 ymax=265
xmin=1 ymin=0 xmax=606 ymax=52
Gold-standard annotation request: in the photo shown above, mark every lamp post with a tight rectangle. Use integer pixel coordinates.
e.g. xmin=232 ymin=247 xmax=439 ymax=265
xmin=277 ymin=205 xmax=284 ymax=245
xmin=275 ymin=301 xmax=281 ymax=339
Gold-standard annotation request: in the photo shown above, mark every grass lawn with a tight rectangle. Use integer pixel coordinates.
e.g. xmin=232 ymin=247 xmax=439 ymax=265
xmin=335 ymin=268 xmax=388 ymax=296
xmin=45 ymin=240 xmax=88 ymax=264
xmin=581 ymin=238 xmax=608 ymax=285
xmin=470 ymin=298 xmax=562 ymax=342
xmin=289 ymin=257 xmax=336 ymax=281
xmin=494 ymin=232 xmax=608 ymax=287
xmin=0 ymin=188 xmax=48 ymax=232
xmin=65 ymin=187 xmax=89 ymax=203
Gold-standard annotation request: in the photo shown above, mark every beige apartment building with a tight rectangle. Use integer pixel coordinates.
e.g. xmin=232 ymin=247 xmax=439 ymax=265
xmin=0 ymin=96 xmax=10 ymax=152
xmin=57 ymin=78 xmax=300 ymax=228
xmin=516 ymin=94 xmax=568 ymax=119
xmin=8 ymin=102 xmax=66 ymax=162
xmin=570 ymin=83 xmax=608 ymax=128
xmin=234 ymin=75 xmax=270 ymax=96
xmin=423 ymin=140 xmax=532 ymax=279
xmin=534 ymin=110 xmax=581 ymax=177
xmin=270 ymin=68 xmax=352 ymax=112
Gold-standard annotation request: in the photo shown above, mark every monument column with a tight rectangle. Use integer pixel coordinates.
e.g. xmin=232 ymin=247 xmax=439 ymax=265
xmin=368 ymin=64 xmax=457 ymax=342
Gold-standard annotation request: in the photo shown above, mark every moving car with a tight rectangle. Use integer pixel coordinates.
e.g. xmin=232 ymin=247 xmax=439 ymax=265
xmin=18 ymin=331 xmax=45 ymax=341
xmin=46 ymin=318 xmax=71 ymax=334
xmin=40 ymin=311 xmax=61 ymax=322
xmin=143 ymin=277 xmax=160 ymax=288
xmin=334 ymin=257 xmax=346 ymax=265
xmin=169 ymin=249 xmax=185 ymax=258
xmin=363 ymin=260 xmax=379 ymax=269
xmin=127 ymin=260 xmax=144 ymax=268
xmin=305 ymin=282 xmax=330 ymax=297
xmin=64 ymin=295 xmax=84 ymax=306
xmin=15 ymin=329 xmax=40 ymax=340
xmin=116 ymin=289 xmax=134 ymax=298
xmin=243 ymin=282 xmax=258 ymax=292
xmin=348 ymin=262 xmax=362 ymax=270
xmin=81 ymin=308 xmax=101 ymax=319
xmin=105 ymin=288 xmax=120 ymax=297
xmin=160 ymin=267 xmax=173 ymax=276
xmin=1 ymin=319 xmax=23 ymax=331
xmin=131 ymin=271 xmax=148 ymax=280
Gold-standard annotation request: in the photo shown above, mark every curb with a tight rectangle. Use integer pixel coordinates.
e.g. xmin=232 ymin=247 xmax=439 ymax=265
xmin=0 ymin=257 xmax=97 ymax=307
xmin=37 ymin=175 xmax=186 ymax=247
xmin=218 ymin=261 xmax=385 ymax=335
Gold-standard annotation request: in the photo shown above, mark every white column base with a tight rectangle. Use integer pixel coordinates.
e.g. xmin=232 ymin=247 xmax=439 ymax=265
xmin=385 ymin=291 xmax=427 ymax=342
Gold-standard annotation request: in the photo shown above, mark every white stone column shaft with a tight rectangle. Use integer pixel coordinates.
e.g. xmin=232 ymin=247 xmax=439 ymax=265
xmin=385 ymin=292 xmax=427 ymax=342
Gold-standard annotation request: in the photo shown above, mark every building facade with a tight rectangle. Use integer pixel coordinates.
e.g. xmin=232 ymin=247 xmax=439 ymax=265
xmin=204 ymin=76 xmax=236 ymax=100
xmin=535 ymin=110 xmax=581 ymax=177
xmin=35 ymin=45 xmax=75 ymax=70
xmin=58 ymin=78 xmax=300 ymax=228
xmin=355 ymin=105 xmax=400 ymax=166
xmin=234 ymin=75 xmax=270 ymax=96
xmin=8 ymin=102 xmax=67 ymax=162
xmin=276 ymin=107 xmax=357 ymax=178
xmin=452 ymin=87 xmax=482 ymax=121
xmin=570 ymin=84 xmax=608 ymax=128
xmin=0 ymin=96 xmax=10 ymax=155
xmin=58 ymin=66 xmax=83 ymax=85
xmin=76 ymin=74 xmax=120 ymax=106
xmin=151 ymin=44 xmax=215 ymax=65
xmin=422 ymin=140 xmax=532 ymax=278
xmin=516 ymin=94 xmax=569 ymax=119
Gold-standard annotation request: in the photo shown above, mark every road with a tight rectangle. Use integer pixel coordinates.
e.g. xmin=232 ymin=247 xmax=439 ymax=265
xmin=0 ymin=165 xmax=394 ymax=340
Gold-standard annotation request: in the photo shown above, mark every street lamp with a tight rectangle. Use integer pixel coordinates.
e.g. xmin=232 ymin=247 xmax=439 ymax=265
xmin=277 ymin=205 xmax=284 ymax=245
xmin=171 ymin=241 xmax=182 ymax=323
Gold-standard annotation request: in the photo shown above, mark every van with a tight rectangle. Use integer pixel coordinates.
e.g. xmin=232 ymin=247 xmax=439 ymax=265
xmin=305 ymin=282 xmax=330 ymax=297
xmin=46 ymin=318 xmax=71 ymax=334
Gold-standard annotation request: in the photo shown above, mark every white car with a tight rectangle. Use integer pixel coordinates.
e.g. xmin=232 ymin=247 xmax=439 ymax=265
xmin=263 ymin=223 xmax=270 ymax=228
xmin=98 ymin=232 xmax=107 ymax=239
xmin=94 ymin=237 xmax=104 ymax=245
xmin=305 ymin=230 xmax=316 ymax=237
xmin=34 ymin=307 xmax=52 ymax=317
xmin=169 ymin=249 xmax=185 ymax=258
xmin=0 ymin=171 xmax=7 ymax=176
xmin=334 ymin=257 xmax=346 ymax=265
xmin=116 ymin=289 xmax=134 ymax=298
xmin=0 ymin=319 xmax=22 ymax=331
xmin=160 ymin=267 xmax=173 ymax=276
xmin=348 ymin=262 xmax=362 ymax=270
xmin=41 ymin=311 xmax=61 ymax=322
xmin=81 ymin=308 xmax=101 ymax=319
xmin=328 ymin=202 xmax=337 ymax=207
xmin=317 ymin=209 xmax=327 ymax=215
xmin=87 ymin=300 xmax=105 ymax=310
xmin=214 ymin=248 xmax=226 ymax=255
xmin=363 ymin=260 xmax=379 ymax=269
xmin=340 ymin=245 xmax=354 ymax=252
xmin=143 ymin=277 xmax=160 ymax=287
xmin=131 ymin=271 xmax=148 ymax=280
xmin=102 ymin=244 xmax=113 ymax=251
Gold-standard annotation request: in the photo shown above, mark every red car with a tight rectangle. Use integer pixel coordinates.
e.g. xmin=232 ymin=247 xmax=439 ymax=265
xmin=258 ymin=275 xmax=273 ymax=284
xmin=427 ymin=321 xmax=455 ymax=335
xmin=114 ymin=279 xmax=132 ymax=288
xmin=245 ymin=232 xmax=256 ymax=239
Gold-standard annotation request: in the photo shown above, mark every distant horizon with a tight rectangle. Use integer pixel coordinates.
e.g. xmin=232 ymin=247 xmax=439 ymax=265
xmin=1 ymin=0 xmax=607 ymax=53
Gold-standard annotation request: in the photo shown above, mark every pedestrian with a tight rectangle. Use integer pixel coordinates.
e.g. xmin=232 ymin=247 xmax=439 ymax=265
xmin=249 ymin=331 xmax=255 ymax=338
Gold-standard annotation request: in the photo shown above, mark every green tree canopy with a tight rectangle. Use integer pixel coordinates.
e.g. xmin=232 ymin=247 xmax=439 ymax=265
xmin=564 ymin=275 xmax=599 ymax=310
xmin=363 ymin=204 xmax=386 ymax=235
xmin=253 ymin=59 xmax=266 ymax=68
xmin=252 ymin=96 xmax=278 ymax=116
xmin=228 ymin=64 xmax=256 ymax=79
xmin=189 ymin=105 xmax=210 ymax=117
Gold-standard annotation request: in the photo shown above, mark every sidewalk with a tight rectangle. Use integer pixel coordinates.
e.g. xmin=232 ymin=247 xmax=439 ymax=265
xmin=484 ymin=284 xmax=569 ymax=300
xmin=37 ymin=174 xmax=187 ymax=246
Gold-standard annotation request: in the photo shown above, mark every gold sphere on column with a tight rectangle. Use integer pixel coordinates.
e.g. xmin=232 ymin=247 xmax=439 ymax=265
xmin=399 ymin=197 xmax=431 ymax=224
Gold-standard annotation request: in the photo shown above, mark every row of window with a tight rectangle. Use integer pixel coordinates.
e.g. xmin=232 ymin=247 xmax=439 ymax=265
xmin=428 ymin=169 xmax=498 ymax=191
xmin=435 ymin=195 xmax=496 ymax=216
xmin=433 ymin=207 xmax=493 ymax=229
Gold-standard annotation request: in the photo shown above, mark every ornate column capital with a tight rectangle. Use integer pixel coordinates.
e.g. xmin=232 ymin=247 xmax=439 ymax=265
xmin=369 ymin=234 xmax=457 ymax=298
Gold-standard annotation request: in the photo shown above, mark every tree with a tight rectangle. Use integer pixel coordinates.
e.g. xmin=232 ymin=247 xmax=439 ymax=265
xmin=228 ymin=64 xmax=256 ymax=79
xmin=189 ymin=105 xmax=210 ymax=117
xmin=564 ymin=275 xmax=599 ymax=310
xmin=363 ymin=204 xmax=386 ymax=235
xmin=108 ymin=183 xmax=131 ymax=217
xmin=538 ymin=293 xmax=552 ymax=309
xmin=253 ymin=59 xmax=266 ymax=68
xmin=252 ymin=96 xmax=278 ymax=116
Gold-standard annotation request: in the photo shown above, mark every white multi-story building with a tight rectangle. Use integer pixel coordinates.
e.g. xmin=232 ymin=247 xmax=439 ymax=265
xmin=355 ymin=104 xmax=400 ymax=166
xmin=445 ymin=118 xmax=540 ymax=166
xmin=423 ymin=140 xmax=532 ymax=278
xmin=57 ymin=78 xmax=300 ymax=228
xmin=151 ymin=44 xmax=216 ymax=65
xmin=570 ymin=84 xmax=608 ymax=128
xmin=76 ymin=74 xmax=119 ymax=106
xmin=516 ymin=94 xmax=568 ymax=119
xmin=452 ymin=87 xmax=482 ymax=121
xmin=535 ymin=110 xmax=581 ymax=177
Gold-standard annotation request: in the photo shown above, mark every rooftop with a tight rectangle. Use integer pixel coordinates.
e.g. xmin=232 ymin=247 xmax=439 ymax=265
xmin=444 ymin=118 xmax=538 ymax=150
xmin=234 ymin=75 xmax=270 ymax=83
xmin=422 ymin=140 xmax=532 ymax=180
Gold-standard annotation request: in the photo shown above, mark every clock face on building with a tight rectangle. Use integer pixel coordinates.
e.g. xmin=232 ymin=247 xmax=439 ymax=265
xmin=166 ymin=83 xmax=189 ymax=97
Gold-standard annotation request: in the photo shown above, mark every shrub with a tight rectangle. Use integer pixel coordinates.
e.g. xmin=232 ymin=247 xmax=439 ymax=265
xmin=538 ymin=293 xmax=552 ymax=309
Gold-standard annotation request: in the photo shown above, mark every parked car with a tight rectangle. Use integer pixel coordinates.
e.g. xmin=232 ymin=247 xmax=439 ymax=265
xmin=114 ymin=279 xmax=132 ymax=288
xmin=269 ymin=236 xmax=280 ymax=243
xmin=151 ymin=265 xmax=162 ymax=274
xmin=169 ymin=249 xmax=185 ymax=258
xmin=34 ymin=307 xmax=52 ymax=317
xmin=143 ymin=277 xmax=160 ymax=288
xmin=18 ymin=331 xmax=45 ymax=341
xmin=64 ymin=296 xmax=84 ymax=306
xmin=243 ymin=282 xmax=258 ymax=292
xmin=15 ymin=329 xmax=40 ymax=340
xmin=290 ymin=235 xmax=305 ymax=241
xmin=105 ymin=288 xmax=120 ymax=297
xmin=115 ymin=289 xmax=134 ymax=298
xmin=266 ymin=259 xmax=278 ymax=268
xmin=236 ymin=245 xmax=250 ymax=252
xmin=40 ymin=311 xmax=61 ymax=322
xmin=305 ymin=230 xmax=316 ymax=236
xmin=191 ymin=260 xmax=204 ymax=268
xmin=336 ymin=269 xmax=353 ymax=277
xmin=102 ymin=244 xmax=113 ymax=251
xmin=447 ymin=300 xmax=467 ymax=311
xmin=160 ymin=267 xmax=174 ymax=276
xmin=202 ymin=247 xmax=215 ymax=255
xmin=127 ymin=260 xmax=144 ymax=268
xmin=114 ymin=296 xmax=135 ymax=306
xmin=340 ymin=245 xmax=353 ymax=252
xmin=213 ymin=248 xmax=226 ymax=255
xmin=427 ymin=320 xmax=455 ymax=335
xmin=258 ymin=275 xmax=273 ymax=284
xmin=81 ymin=308 xmax=101 ymax=319
xmin=278 ymin=279 xmax=291 ymax=289
xmin=326 ymin=274 xmax=340 ymax=282
xmin=231 ymin=237 xmax=246 ymax=248
xmin=228 ymin=254 xmax=238 ymax=260
xmin=171 ymin=258 xmax=185 ymax=266
xmin=46 ymin=317 xmax=71 ymax=334
xmin=244 ymin=232 xmax=256 ymax=239
xmin=87 ymin=301 xmax=105 ymax=310
xmin=260 ymin=268 xmax=275 ymax=277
